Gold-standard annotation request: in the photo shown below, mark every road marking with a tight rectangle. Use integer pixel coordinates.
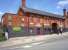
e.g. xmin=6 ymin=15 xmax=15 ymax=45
xmin=20 ymin=42 xmax=44 ymax=48
xmin=23 ymin=45 xmax=32 ymax=48
xmin=6 ymin=42 xmax=44 ymax=49
xmin=32 ymin=42 xmax=43 ymax=45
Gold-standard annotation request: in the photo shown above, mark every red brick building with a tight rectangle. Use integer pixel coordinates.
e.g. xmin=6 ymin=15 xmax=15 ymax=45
xmin=1 ymin=0 xmax=68 ymax=36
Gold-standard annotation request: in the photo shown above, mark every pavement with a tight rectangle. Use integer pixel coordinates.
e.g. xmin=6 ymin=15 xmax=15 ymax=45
xmin=0 ymin=32 xmax=68 ymax=48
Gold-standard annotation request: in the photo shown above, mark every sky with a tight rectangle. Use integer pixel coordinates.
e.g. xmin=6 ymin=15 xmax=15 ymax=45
xmin=0 ymin=0 xmax=68 ymax=21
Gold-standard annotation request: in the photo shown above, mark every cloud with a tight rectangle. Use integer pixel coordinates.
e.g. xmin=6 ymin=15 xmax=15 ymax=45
xmin=6 ymin=10 xmax=17 ymax=14
xmin=57 ymin=0 xmax=68 ymax=9
xmin=0 ymin=12 xmax=3 ymax=22
xmin=0 ymin=12 xmax=3 ymax=14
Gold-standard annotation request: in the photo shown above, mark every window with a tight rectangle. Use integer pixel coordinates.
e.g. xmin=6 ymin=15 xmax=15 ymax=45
xmin=8 ymin=15 xmax=12 ymax=21
xmin=36 ymin=24 xmax=41 ymax=27
xmin=29 ymin=22 xmax=34 ymax=27
xmin=21 ymin=18 xmax=24 ymax=21
xmin=21 ymin=23 xmax=24 ymax=27
xmin=8 ymin=22 xmax=12 ymax=26
xmin=30 ymin=22 xmax=34 ymax=25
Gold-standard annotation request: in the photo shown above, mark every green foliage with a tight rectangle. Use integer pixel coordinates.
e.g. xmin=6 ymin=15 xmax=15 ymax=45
xmin=0 ymin=33 xmax=5 ymax=41
xmin=13 ymin=27 xmax=22 ymax=32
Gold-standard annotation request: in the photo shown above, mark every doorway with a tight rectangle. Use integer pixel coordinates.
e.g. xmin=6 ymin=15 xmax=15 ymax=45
xmin=37 ymin=28 xmax=40 ymax=35
xmin=52 ymin=23 xmax=58 ymax=33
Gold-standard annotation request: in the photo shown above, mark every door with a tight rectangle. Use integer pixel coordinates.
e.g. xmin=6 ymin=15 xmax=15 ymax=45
xmin=52 ymin=23 xmax=58 ymax=33
xmin=37 ymin=28 xmax=40 ymax=35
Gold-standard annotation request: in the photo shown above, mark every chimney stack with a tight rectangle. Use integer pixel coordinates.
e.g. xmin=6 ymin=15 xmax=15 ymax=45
xmin=22 ymin=0 xmax=26 ymax=8
xmin=63 ymin=9 xmax=67 ymax=17
xmin=67 ymin=12 xmax=68 ymax=17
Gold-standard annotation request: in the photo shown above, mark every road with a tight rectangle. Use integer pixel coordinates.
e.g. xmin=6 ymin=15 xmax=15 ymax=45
xmin=0 ymin=37 xmax=68 ymax=50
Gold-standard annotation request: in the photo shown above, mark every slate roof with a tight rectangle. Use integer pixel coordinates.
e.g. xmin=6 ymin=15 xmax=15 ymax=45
xmin=22 ymin=7 xmax=65 ymax=19
xmin=2 ymin=7 xmax=65 ymax=19
xmin=2 ymin=13 xmax=17 ymax=19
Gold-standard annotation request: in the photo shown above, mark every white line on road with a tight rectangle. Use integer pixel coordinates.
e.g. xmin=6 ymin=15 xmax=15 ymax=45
xmin=22 ymin=42 xmax=44 ymax=48
xmin=19 ymin=42 xmax=44 ymax=48
xmin=31 ymin=42 xmax=43 ymax=45
xmin=23 ymin=45 xmax=32 ymax=48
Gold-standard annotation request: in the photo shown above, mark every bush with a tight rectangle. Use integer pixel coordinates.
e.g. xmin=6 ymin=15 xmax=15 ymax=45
xmin=13 ymin=27 xmax=22 ymax=32
xmin=0 ymin=33 xmax=5 ymax=41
